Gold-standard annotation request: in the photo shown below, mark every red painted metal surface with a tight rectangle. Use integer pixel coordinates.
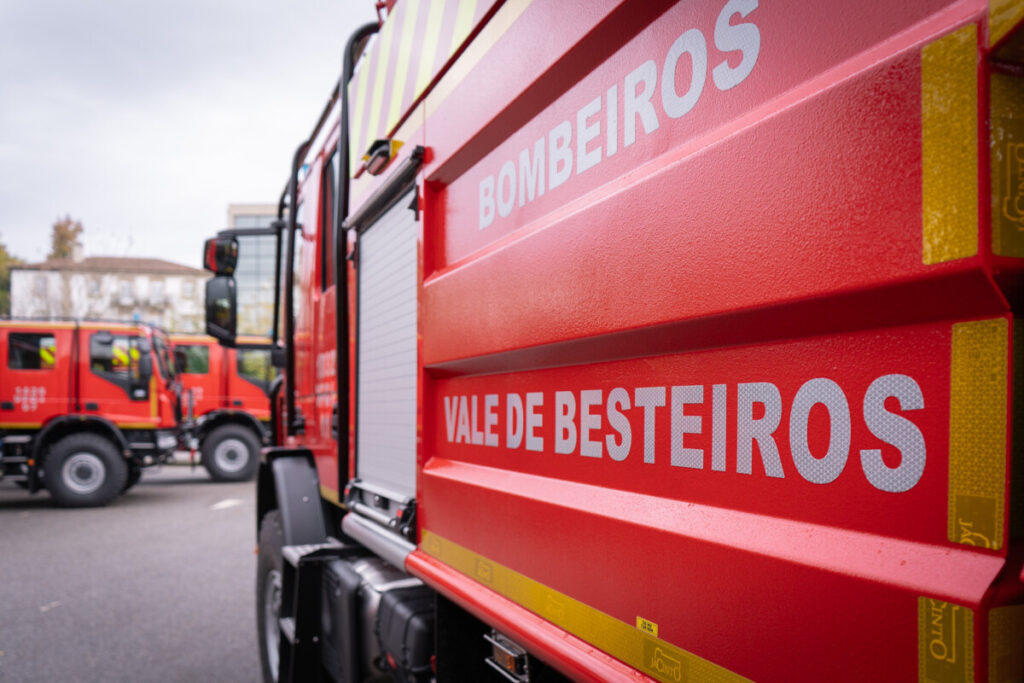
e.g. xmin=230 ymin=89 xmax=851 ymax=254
xmin=172 ymin=336 xmax=271 ymax=422
xmin=420 ymin=317 xmax=1010 ymax=680
xmin=274 ymin=0 xmax=1024 ymax=679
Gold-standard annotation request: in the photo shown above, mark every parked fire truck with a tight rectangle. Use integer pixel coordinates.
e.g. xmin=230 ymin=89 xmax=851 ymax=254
xmin=205 ymin=0 xmax=1024 ymax=680
xmin=172 ymin=333 xmax=273 ymax=481
xmin=0 ymin=319 xmax=183 ymax=506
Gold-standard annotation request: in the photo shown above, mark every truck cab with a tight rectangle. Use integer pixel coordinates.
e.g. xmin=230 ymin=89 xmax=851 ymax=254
xmin=172 ymin=333 xmax=274 ymax=481
xmin=0 ymin=319 xmax=184 ymax=506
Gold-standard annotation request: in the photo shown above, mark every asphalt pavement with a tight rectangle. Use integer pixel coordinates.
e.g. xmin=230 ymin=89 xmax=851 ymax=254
xmin=0 ymin=457 xmax=262 ymax=682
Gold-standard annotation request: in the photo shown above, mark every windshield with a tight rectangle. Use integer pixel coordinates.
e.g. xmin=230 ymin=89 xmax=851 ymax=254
xmin=153 ymin=332 xmax=175 ymax=380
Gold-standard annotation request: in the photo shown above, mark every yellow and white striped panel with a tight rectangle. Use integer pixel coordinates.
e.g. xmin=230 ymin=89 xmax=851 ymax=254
xmin=348 ymin=0 xmax=498 ymax=172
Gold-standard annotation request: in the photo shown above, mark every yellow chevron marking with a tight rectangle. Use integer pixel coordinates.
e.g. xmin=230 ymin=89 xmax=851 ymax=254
xmin=415 ymin=0 xmax=448 ymax=98
xmin=364 ymin=14 xmax=399 ymax=170
xmin=450 ymin=0 xmax=479 ymax=56
xmin=386 ymin=0 xmax=422 ymax=135
xmin=427 ymin=0 xmax=534 ymax=120
xmin=349 ymin=42 xmax=374 ymax=172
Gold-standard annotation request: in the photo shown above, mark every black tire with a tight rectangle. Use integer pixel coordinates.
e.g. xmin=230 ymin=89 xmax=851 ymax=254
xmin=122 ymin=463 xmax=142 ymax=492
xmin=201 ymin=424 xmax=260 ymax=482
xmin=43 ymin=433 xmax=127 ymax=507
xmin=256 ymin=510 xmax=284 ymax=683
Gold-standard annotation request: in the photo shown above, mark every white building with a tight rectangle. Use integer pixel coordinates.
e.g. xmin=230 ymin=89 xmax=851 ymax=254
xmin=10 ymin=254 xmax=207 ymax=332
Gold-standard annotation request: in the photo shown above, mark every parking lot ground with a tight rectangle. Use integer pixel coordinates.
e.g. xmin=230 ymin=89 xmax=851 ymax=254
xmin=0 ymin=459 xmax=261 ymax=683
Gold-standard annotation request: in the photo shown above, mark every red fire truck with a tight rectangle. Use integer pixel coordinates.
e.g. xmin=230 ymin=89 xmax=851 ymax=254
xmin=0 ymin=319 xmax=183 ymax=506
xmin=204 ymin=0 xmax=1024 ymax=680
xmin=172 ymin=333 xmax=273 ymax=481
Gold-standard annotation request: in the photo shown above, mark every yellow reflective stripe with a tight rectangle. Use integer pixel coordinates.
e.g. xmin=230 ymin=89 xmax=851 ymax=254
xmin=319 ymin=485 xmax=345 ymax=508
xmin=990 ymin=72 xmax=1024 ymax=257
xmin=422 ymin=530 xmax=749 ymax=683
xmin=450 ymin=0 xmax=478 ymax=55
xmin=988 ymin=605 xmax=1024 ymax=682
xmin=118 ymin=423 xmax=155 ymax=429
xmin=990 ymin=0 xmax=1024 ymax=46
xmin=0 ymin=422 xmax=42 ymax=429
xmin=149 ymin=375 xmax=158 ymax=418
xmin=918 ymin=597 xmax=974 ymax=683
xmin=415 ymin=0 xmax=448 ymax=97
xmin=948 ymin=318 xmax=1008 ymax=550
xmin=922 ymin=24 xmax=978 ymax=265
xmin=386 ymin=0 xmax=422 ymax=135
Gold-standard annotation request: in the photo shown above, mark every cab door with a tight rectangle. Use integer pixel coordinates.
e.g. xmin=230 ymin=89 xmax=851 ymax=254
xmin=313 ymin=149 xmax=340 ymax=493
xmin=81 ymin=328 xmax=155 ymax=427
xmin=0 ymin=325 xmax=71 ymax=428
xmin=228 ymin=344 xmax=274 ymax=421
xmin=175 ymin=339 xmax=222 ymax=415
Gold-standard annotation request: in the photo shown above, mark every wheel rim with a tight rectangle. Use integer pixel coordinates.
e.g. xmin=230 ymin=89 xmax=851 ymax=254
xmin=263 ymin=568 xmax=282 ymax=680
xmin=213 ymin=437 xmax=250 ymax=473
xmin=61 ymin=452 xmax=106 ymax=495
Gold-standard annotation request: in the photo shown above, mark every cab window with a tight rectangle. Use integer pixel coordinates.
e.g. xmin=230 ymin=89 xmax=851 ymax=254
xmin=90 ymin=333 xmax=149 ymax=400
xmin=321 ymin=151 xmax=337 ymax=290
xmin=237 ymin=348 xmax=276 ymax=392
xmin=177 ymin=344 xmax=210 ymax=374
xmin=8 ymin=333 xmax=56 ymax=370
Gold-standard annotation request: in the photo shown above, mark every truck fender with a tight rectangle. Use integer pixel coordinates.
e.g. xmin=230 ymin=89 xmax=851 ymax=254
xmin=197 ymin=410 xmax=268 ymax=444
xmin=257 ymin=448 xmax=327 ymax=546
xmin=33 ymin=415 xmax=130 ymax=461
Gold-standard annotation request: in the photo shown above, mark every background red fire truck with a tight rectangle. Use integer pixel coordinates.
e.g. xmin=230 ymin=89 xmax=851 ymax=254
xmin=203 ymin=0 xmax=1024 ymax=680
xmin=0 ymin=319 xmax=183 ymax=507
xmin=172 ymin=333 xmax=273 ymax=481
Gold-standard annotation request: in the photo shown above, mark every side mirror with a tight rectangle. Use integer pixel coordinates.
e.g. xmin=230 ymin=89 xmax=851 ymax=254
xmin=205 ymin=276 xmax=237 ymax=345
xmin=203 ymin=237 xmax=239 ymax=275
xmin=174 ymin=348 xmax=186 ymax=374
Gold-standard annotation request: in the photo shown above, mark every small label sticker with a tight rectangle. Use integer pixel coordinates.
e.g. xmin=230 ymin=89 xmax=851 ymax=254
xmin=918 ymin=597 xmax=974 ymax=683
xmin=637 ymin=616 xmax=659 ymax=637
xmin=642 ymin=637 xmax=687 ymax=683
xmin=954 ymin=495 xmax=996 ymax=549
xmin=474 ymin=558 xmax=494 ymax=584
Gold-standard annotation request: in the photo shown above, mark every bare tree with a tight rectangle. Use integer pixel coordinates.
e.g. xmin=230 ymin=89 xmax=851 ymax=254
xmin=0 ymin=237 xmax=24 ymax=315
xmin=48 ymin=215 xmax=84 ymax=260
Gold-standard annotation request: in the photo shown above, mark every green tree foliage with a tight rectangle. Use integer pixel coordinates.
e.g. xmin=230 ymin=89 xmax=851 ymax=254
xmin=48 ymin=215 xmax=84 ymax=260
xmin=0 ymin=238 xmax=24 ymax=316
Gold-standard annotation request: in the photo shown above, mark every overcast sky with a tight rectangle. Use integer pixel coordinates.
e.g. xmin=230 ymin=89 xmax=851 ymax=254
xmin=0 ymin=0 xmax=377 ymax=267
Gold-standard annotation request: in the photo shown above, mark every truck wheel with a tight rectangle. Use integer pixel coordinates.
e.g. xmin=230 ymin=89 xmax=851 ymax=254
xmin=201 ymin=424 xmax=260 ymax=482
xmin=257 ymin=510 xmax=284 ymax=683
xmin=123 ymin=463 xmax=142 ymax=492
xmin=44 ymin=433 xmax=127 ymax=507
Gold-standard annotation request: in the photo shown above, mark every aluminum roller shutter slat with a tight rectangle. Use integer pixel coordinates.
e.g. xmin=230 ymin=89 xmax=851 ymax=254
xmin=356 ymin=190 xmax=419 ymax=501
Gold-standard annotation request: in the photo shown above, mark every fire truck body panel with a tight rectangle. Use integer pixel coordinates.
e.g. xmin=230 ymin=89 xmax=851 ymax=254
xmin=172 ymin=334 xmax=273 ymax=481
xmin=233 ymin=0 xmax=1024 ymax=680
